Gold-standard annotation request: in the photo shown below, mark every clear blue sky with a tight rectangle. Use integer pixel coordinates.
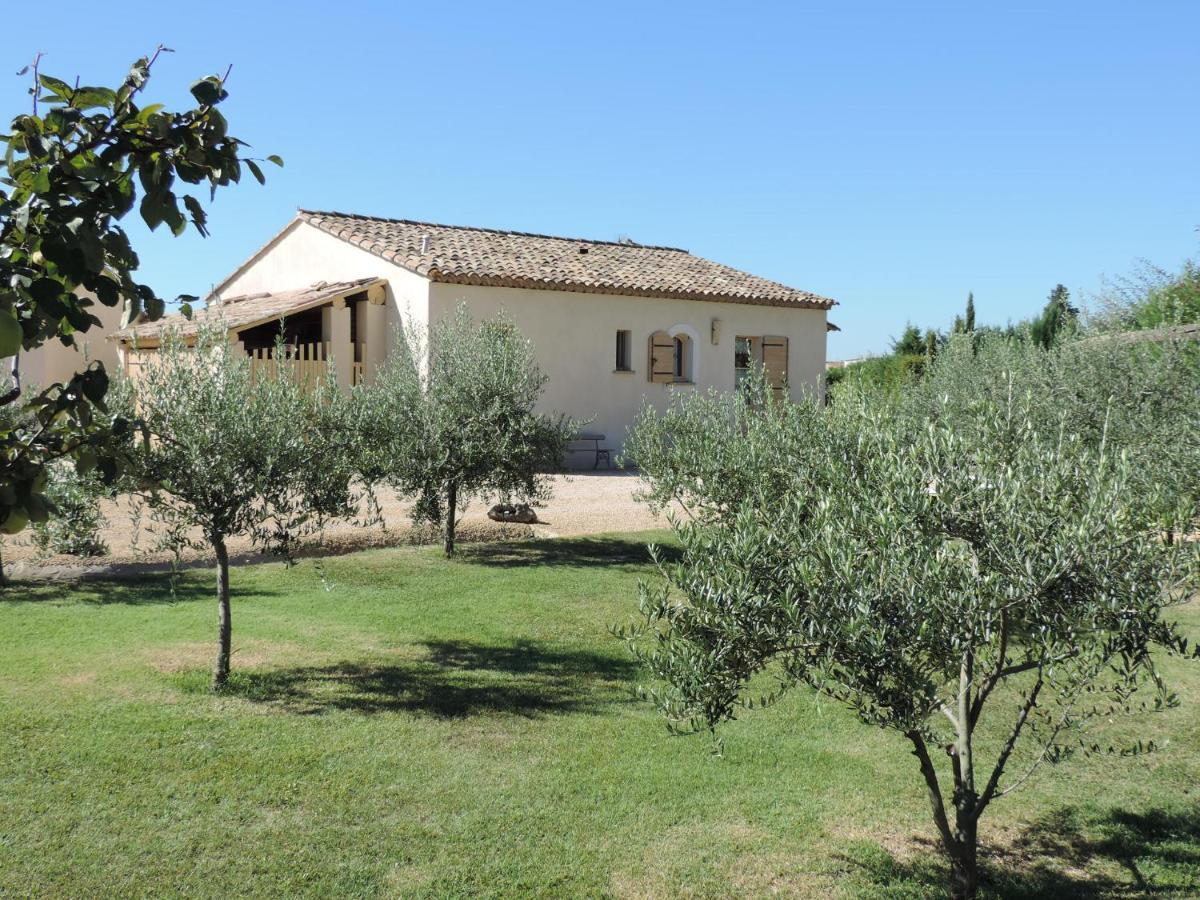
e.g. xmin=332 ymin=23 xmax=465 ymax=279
xmin=3 ymin=1 xmax=1197 ymax=357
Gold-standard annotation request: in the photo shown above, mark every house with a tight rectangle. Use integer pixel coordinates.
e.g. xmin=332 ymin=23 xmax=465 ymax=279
xmin=114 ymin=210 xmax=836 ymax=459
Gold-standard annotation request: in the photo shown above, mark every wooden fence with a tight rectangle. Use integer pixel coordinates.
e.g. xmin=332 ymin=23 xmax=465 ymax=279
xmin=247 ymin=342 xmax=366 ymax=390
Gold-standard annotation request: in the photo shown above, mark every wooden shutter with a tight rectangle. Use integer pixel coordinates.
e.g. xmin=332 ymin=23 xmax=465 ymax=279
xmin=761 ymin=335 xmax=788 ymax=400
xmin=648 ymin=331 xmax=674 ymax=383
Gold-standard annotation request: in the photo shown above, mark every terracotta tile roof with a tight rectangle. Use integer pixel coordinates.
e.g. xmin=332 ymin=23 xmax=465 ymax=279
xmin=114 ymin=277 xmax=381 ymax=343
xmin=297 ymin=210 xmax=835 ymax=310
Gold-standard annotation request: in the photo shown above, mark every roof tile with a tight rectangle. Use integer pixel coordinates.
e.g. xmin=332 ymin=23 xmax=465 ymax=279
xmin=298 ymin=210 xmax=834 ymax=310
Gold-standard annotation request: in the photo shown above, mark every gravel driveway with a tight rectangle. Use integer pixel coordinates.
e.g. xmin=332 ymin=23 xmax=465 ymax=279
xmin=2 ymin=471 xmax=667 ymax=579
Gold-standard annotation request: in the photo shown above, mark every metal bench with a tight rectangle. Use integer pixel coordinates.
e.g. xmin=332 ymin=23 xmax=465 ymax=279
xmin=570 ymin=433 xmax=612 ymax=469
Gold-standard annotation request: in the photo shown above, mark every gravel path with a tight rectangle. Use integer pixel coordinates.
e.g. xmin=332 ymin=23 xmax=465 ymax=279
xmin=2 ymin=472 xmax=666 ymax=580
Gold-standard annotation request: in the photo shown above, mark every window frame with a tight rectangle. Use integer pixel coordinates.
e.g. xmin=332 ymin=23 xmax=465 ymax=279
xmin=734 ymin=335 xmax=758 ymax=388
xmin=671 ymin=333 xmax=694 ymax=383
xmin=614 ymin=329 xmax=633 ymax=372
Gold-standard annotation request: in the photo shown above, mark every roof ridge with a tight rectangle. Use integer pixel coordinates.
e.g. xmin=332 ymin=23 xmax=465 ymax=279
xmin=297 ymin=209 xmax=691 ymax=254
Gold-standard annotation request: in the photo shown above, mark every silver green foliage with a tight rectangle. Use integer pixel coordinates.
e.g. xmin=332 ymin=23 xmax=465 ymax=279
xmin=354 ymin=305 xmax=575 ymax=556
xmin=116 ymin=326 xmax=359 ymax=687
xmin=622 ymin=353 xmax=1199 ymax=897
xmin=31 ymin=461 xmax=109 ymax=557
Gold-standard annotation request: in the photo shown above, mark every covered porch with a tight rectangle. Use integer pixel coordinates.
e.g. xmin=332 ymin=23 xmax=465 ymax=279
xmin=115 ymin=277 xmax=391 ymax=390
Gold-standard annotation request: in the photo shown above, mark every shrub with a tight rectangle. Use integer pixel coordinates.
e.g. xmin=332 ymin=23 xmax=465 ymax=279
xmin=895 ymin=332 xmax=1200 ymax=536
xmin=31 ymin=462 xmax=109 ymax=557
xmin=1092 ymin=258 xmax=1200 ymax=331
xmin=830 ymin=353 xmax=925 ymax=398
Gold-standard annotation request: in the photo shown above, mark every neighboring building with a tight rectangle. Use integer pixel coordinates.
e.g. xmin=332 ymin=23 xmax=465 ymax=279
xmin=114 ymin=210 xmax=836 ymax=458
xmin=826 ymin=355 xmax=873 ymax=369
xmin=6 ymin=293 xmax=123 ymax=391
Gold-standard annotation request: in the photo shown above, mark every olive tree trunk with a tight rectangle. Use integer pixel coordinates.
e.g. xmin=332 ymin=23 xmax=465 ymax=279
xmin=212 ymin=534 xmax=232 ymax=690
xmin=948 ymin=817 xmax=979 ymax=900
xmin=949 ymin=653 xmax=981 ymax=900
xmin=910 ymin=730 xmax=981 ymax=899
xmin=444 ymin=481 xmax=458 ymax=558
xmin=908 ymin=644 xmax=1045 ymax=900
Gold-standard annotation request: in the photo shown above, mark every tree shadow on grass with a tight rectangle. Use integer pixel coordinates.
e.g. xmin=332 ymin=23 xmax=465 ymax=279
xmin=0 ymin=573 xmax=276 ymax=607
xmin=459 ymin=535 xmax=679 ymax=570
xmin=222 ymin=637 xmax=639 ymax=718
xmin=842 ymin=805 xmax=1200 ymax=898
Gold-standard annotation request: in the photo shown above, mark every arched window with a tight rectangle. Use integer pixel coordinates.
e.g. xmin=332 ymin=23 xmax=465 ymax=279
xmin=648 ymin=326 xmax=698 ymax=384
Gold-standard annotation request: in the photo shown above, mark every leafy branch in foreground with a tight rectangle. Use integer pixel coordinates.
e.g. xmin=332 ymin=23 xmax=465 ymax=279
xmin=0 ymin=48 xmax=280 ymax=542
xmin=621 ymin=375 xmax=1199 ymax=900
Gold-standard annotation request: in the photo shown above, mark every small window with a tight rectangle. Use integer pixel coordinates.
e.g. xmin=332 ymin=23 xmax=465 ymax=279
xmin=615 ymin=330 xmax=632 ymax=371
xmin=734 ymin=336 xmax=756 ymax=388
xmin=734 ymin=335 xmax=788 ymax=399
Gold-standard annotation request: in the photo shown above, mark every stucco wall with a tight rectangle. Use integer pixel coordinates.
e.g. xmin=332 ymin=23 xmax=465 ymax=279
xmin=8 ymin=292 xmax=123 ymax=390
xmin=429 ymin=282 xmax=827 ymax=455
xmin=216 ymin=221 xmax=431 ymax=332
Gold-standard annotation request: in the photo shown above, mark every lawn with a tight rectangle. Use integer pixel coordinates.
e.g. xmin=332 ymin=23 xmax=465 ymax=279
xmin=1 ymin=533 xmax=1198 ymax=898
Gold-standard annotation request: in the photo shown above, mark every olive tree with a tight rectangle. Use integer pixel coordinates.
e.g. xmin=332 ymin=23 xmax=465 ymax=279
xmin=906 ymin=333 xmax=1200 ymax=541
xmin=119 ymin=328 xmax=357 ymax=689
xmin=0 ymin=48 xmax=279 ymax=540
xmin=621 ymin=375 xmax=1198 ymax=899
xmin=357 ymin=306 xmax=573 ymax=556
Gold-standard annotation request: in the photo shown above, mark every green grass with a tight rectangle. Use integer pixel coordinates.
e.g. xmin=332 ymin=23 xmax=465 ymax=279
xmin=1 ymin=533 xmax=1198 ymax=898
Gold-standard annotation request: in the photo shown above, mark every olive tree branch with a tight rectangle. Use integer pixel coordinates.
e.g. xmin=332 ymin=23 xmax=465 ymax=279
xmin=975 ymin=672 xmax=1044 ymax=814
xmin=907 ymin=730 xmax=958 ymax=853
xmin=995 ymin=690 xmax=1081 ymax=800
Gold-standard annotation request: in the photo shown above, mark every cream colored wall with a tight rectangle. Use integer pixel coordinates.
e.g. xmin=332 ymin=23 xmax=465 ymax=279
xmin=429 ymin=282 xmax=828 ymax=456
xmin=8 ymin=292 xmax=123 ymax=390
xmin=216 ymin=220 xmax=431 ymax=331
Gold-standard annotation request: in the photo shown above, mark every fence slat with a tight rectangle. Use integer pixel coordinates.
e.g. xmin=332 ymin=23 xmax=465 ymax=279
xmin=240 ymin=340 xmax=339 ymax=396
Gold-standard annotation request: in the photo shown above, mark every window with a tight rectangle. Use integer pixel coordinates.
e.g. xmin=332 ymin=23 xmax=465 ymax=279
xmin=734 ymin=336 xmax=756 ymax=388
xmin=648 ymin=329 xmax=695 ymax=384
xmin=615 ymin=330 xmax=632 ymax=371
xmin=734 ymin=335 xmax=788 ymax=398
xmin=672 ymin=334 xmax=693 ymax=382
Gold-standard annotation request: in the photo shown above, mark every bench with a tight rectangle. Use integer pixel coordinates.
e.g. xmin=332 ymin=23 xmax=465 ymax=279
xmin=568 ymin=433 xmax=613 ymax=470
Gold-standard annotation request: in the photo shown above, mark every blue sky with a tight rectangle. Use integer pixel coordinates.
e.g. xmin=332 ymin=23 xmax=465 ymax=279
xmin=3 ymin=1 xmax=1197 ymax=357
